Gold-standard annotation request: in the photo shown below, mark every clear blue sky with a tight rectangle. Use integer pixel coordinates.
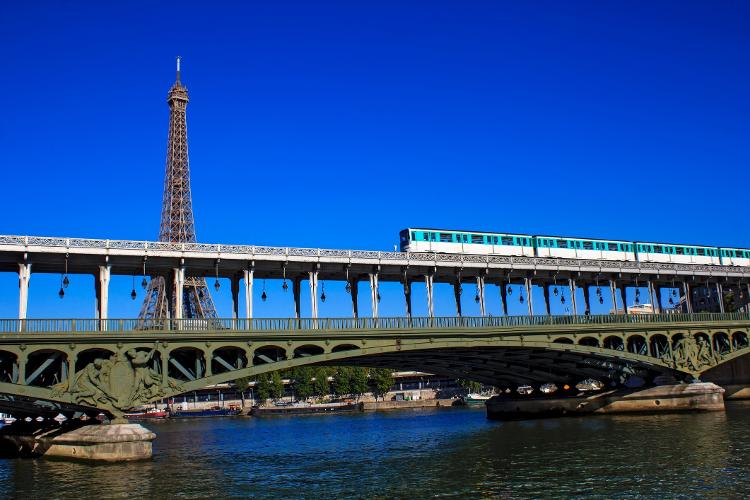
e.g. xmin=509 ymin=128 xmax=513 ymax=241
xmin=1 ymin=1 xmax=748 ymax=318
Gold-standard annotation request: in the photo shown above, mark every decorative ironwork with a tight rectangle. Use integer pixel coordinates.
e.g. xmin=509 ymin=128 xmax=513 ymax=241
xmin=138 ymin=58 xmax=218 ymax=322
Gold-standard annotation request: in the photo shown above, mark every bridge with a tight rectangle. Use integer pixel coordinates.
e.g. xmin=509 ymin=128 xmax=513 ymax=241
xmin=0 ymin=312 xmax=747 ymax=419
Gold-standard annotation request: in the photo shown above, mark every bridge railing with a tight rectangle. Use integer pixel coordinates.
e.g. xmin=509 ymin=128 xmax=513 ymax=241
xmin=0 ymin=312 xmax=749 ymax=334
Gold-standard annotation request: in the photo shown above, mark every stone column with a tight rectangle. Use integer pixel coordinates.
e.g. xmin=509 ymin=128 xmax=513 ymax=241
xmin=683 ymin=282 xmax=693 ymax=313
xmin=543 ymin=284 xmax=551 ymax=315
xmin=18 ymin=263 xmax=31 ymax=329
xmin=425 ymin=274 xmax=434 ymax=318
xmin=231 ymin=274 xmax=240 ymax=321
xmin=524 ymin=277 xmax=534 ymax=316
xmin=243 ymin=268 xmax=254 ymax=320
xmin=500 ymin=282 xmax=508 ymax=315
xmin=97 ymin=265 xmax=111 ymax=331
xmin=619 ymin=284 xmax=628 ymax=315
xmin=477 ymin=275 xmax=486 ymax=317
xmin=369 ymin=272 xmax=379 ymax=318
xmin=309 ymin=270 xmax=319 ymax=319
xmin=609 ymin=280 xmax=618 ymax=314
xmin=453 ymin=279 xmax=463 ymax=317
xmin=582 ymin=283 xmax=591 ymax=314
xmin=293 ymin=277 xmax=302 ymax=319
xmin=716 ymin=282 xmax=725 ymax=313
xmin=569 ymin=278 xmax=578 ymax=315
xmin=350 ymin=278 xmax=359 ymax=318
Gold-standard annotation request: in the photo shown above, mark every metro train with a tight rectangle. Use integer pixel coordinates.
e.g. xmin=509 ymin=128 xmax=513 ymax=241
xmin=399 ymin=228 xmax=750 ymax=267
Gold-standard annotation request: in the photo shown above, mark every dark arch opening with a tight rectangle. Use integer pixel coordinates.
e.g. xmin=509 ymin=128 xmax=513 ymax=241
xmin=293 ymin=345 xmax=325 ymax=359
xmin=650 ymin=334 xmax=670 ymax=359
xmin=578 ymin=337 xmax=599 ymax=347
xmin=603 ymin=336 xmax=624 ymax=351
xmin=732 ymin=331 xmax=749 ymax=350
xmin=627 ymin=335 xmax=647 ymax=356
xmin=75 ymin=348 xmax=115 ymax=373
xmin=331 ymin=344 xmax=360 ymax=353
xmin=553 ymin=338 xmax=574 ymax=344
xmin=211 ymin=347 xmax=247 ymax=375
xmin=253 ymin=346 xmax=286 ymax=366
xmin=712 ymin=333 xmax=731 ymax=357
xmin=168 ymin=348 xmax=206 ymax=382
xmin=26 ymin=349 xmax=68 ymax=388
xmin=0 ymin=350 xmax=18 ymax=383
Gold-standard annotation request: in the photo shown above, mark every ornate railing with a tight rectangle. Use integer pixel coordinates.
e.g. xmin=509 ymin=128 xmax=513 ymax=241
xmin=0 ymin=312 xmax=748 ymax=335
xmin=1 ymin=234 xmax=748 ymax=274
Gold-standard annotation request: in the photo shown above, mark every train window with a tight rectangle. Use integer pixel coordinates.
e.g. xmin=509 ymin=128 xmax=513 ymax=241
xmin=581 ymin=241 xmax=592 ymax=250
xmin=411 ymin=232 xmax=416 ymax=240
xmin=675 ymin=247 xmax=684 ymax=255
xmin=696 ymin=248 xmax=705 ymax=256
xmin=422 ymin=233 xmax=429 ymax=241
xmin=501 ymin=236 xmax=513 ymax=246
xmin=557 ymin=239 xmax=568 ymax=248
xmin=654 ymin=245 xmax=663 ymax=253
xmin=439 ymin=233 xmax=452 ymax=242
xmin=607 ymin=243 xmax=617 ymax=251
xmin=471 ymin=234 xmax=483 ymax=244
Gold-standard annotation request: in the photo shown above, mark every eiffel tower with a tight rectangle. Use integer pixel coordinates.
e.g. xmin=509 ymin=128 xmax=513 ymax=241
xmin=138 ymin=57 xmax=218 ymax=322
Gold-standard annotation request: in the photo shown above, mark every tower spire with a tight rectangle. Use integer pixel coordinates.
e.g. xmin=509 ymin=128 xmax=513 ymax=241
xmin=138 ymin=59 xmax=218 ymax=323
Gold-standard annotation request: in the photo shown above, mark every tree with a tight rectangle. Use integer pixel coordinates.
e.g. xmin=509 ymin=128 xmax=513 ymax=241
xmin=333 ymin=367 xmax=353 ymax=398
xmin=312 ymin=368 xmax=331 ymax=399
xmin=232 ymin=376 xmax=251 ymax=408
xmin=254 ymin=373 xmax=271 ymax=405
xmin=371 ymin=368 xmax=393 ymax=401
xmin=292 ymin=367 xmax=314 ymax=401
xmin=458 ymin=379 xmax=482 ymax=394
xmin=269 ymin=371 xmax=285 ymax=400
xmin=350 ymin=367 xmax=369 ymax=400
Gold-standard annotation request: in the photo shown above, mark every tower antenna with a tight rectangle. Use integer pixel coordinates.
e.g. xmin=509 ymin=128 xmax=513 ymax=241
xmin=176 ymin=56 xmax=181 ymax=83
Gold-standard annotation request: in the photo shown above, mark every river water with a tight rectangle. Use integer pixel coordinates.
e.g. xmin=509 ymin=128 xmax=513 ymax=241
xmin=2 ymin=402 xmax=750 ymax=498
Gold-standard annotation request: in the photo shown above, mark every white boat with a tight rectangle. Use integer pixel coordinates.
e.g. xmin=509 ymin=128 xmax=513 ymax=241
xmin=463 ymin=393 xmax=492 ymax=404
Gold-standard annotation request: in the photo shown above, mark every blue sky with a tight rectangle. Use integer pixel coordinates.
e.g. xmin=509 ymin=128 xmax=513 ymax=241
xmin=1 ymin=1 xmax=748 ymax=318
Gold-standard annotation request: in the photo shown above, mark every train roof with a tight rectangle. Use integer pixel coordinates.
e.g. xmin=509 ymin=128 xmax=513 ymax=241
xmin=401 ymin=228 xmax=749 ymax=251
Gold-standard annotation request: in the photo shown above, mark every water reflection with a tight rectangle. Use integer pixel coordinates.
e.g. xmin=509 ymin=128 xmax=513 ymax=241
xmin=0 ymin=406 xmax=749 ymax=498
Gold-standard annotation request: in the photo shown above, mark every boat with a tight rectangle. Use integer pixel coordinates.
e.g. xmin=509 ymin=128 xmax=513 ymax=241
xmin=462 ymin=393 xmax=493 ymax=405
xmin=0 ymin=413 xmax=15 ymax=425
xmin=169 ymin=406 xmax=241 ymax=418
xmin=124 ymin=408 xmax=169 ymax=420
xmin=251 ymin=401 xmax=363 ymax=416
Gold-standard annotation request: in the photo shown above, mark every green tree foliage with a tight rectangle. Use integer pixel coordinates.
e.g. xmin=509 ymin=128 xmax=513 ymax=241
xmin=232 ymin=376 xmax=251 ymax=408
xmin=312 ymin=368 xmax=331 ymax=398
xmin=333 ymin=367 xmax=353 ymax=397
xmin=350 ymin=367 xmax=369 ymax=400
xmin=291 ymin=367 xmax=314 ymax=401
xmin=371 ymin=368 xmax=394 ymax=400
xmin=269 ymin=371 xmax=285 ymax=400
xmin=458 ymin=379 xmax=482 ymax=393
xmin=254 ymin=373 xmax=271 ymax=404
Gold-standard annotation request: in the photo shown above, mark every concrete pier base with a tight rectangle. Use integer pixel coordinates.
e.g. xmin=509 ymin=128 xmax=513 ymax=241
xmin=44 ymin=424 xmax=156 ymax=462
xmin=486 ymin=383 xmax=725 ymax=420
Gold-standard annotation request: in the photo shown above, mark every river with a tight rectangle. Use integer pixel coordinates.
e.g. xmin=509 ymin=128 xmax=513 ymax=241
xmin=2 ymin=402 xmax=750 ymax=498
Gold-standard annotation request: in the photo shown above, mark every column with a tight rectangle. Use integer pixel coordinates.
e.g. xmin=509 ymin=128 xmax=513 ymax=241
xmin=403 ymin=279 xmax=412 ymax=318
xmin=308 ymin=270 xmax=319 ymax=319
xmin=653 ymin=284 xmax=663 ymax=314
xmin=569 ymin=278 xmax=578 ymax=315
xmin=609 ymin=279 xmax=618 ymax=314
xmin=369 ymin=273 xmax=379 ymax=318
xmin=524 ymin=277 xmax=533 ymax=316
xmin=173 ymin=267 xmax=185 ymax=321
xmin=716 ymin=282 xmax=725 ymax=313
xmin=543 ymin=284 xmax=551 ymax=315
xmin=350 ymin=278 xmax=359 ymax=318
xmin=97 ymin=265 xmax=111 ymax=331
xmin=231 ymin=274 xmax=240 ymax=321
xmin=683 ymin=282 xmax=693 ymax=313
xmin=619 ymin=284 xmax=628 ymax=315
xmin=293 ymin=277 xmax=302 ymax=319
xmin=453 ymin=279 xmax=463 ymax=317
xmin=477 ymin=275 xmax=486 ymax=317
xmin=425 ymin=274 xmax=434 ymax=318
xmin=582 ymin=283 xmax=591 ymax=314
xmin=500 ymin=282 xmax=508 ymax=315
xmin=18 ymin=263 xmax=31 ymax=328
xmin=243 ymin=268 xmax=254 ymax=320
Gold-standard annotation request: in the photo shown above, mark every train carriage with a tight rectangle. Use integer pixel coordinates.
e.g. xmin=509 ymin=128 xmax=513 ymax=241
xmin=635 ymin=242 xmax=720 ymax=265
xmin=719 ymin=248 xmax=750 ymax=267
xmin=399 ymin=228 xmax=534 ymax=257
xmin=535 ymin=236 xmax=636 ymax=261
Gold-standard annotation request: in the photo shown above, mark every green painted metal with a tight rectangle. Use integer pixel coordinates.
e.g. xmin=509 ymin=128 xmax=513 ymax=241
xmin=0 ymin=314 xmax=747 ymax=417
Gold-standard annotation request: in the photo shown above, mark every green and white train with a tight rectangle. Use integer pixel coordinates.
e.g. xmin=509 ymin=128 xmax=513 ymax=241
xmin=399 ymin=228 xmax=750 ymax=267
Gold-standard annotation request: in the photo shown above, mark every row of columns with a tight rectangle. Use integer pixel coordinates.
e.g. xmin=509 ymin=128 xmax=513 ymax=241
xmin=15 ymin=263 xmax=747 ymax=322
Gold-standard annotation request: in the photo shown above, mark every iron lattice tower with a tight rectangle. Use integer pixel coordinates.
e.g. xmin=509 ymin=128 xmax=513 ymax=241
xmin=139 ymin=57 xmax=218 ymax=321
